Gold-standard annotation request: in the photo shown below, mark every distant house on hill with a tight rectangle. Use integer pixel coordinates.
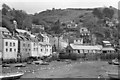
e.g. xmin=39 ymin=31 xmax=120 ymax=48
xmin=102 ymin=41 xmax=112 ymax=47
xmin=102 ymin=47 xmax=115 ymax=54
xmin=32 ymin=24 xmax=44 ymax=30
xmin=79 ymin=27 xmax=90 ymax=36
xmin=66 ymin=21 xmax=77 ymax=29
xmin=73 ymin=38 xmax=83 ymax=45
xmin=32 ymin=24 xmax=45 ymax=33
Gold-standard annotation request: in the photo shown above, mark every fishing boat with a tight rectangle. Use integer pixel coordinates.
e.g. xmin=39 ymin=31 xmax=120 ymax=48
xmin=0 ymin=72 xmax=24 ymax=80
xmin=108 ymin=72 xmax=119 ymax=79
xmin=108 ymin=58 xmax=119 ymax=65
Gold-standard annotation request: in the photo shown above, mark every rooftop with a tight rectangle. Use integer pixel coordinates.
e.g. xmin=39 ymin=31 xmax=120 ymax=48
xmin=0 ymin=27 xmax=9 ymax=32
xmin=70 ymin=44 xmax=103 ymax=50
xmin=102 ymin=47 xmax=115 ymax=51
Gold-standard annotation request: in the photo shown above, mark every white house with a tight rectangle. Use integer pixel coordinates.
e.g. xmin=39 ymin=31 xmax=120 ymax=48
xmin=0 ymin=27 xmax=18 ymax=60
xmin=73 ymin=38 xmax=83 ymax=45
xmin=30 ymin=35 xmax=39 ymax=58
xmin=66 ymin=43 xmax=102 ymax=54
xmin=38 ymin=33 xmax=52 ymax=57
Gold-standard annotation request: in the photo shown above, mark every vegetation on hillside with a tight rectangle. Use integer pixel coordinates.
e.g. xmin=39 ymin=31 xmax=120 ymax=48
xmin=1 ymin=4 xmax=120 ymax=45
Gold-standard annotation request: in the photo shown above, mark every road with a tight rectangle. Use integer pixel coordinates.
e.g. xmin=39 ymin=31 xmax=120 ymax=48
xmin=2 ymin=60 xmax=119 ymax=79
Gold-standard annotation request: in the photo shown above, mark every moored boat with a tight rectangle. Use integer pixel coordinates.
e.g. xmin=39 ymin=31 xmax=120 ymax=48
xmin=108 ymin=72 xmax=119 ymax=79
xmin=0 ymin=72 xmax=24 ymax=80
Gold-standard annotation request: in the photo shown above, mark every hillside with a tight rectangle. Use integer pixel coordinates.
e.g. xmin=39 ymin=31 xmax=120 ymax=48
xmin=1 ymin=4 xmax=120 ymax=44
xmin=34 ymin=8 xmax=93 ymax=24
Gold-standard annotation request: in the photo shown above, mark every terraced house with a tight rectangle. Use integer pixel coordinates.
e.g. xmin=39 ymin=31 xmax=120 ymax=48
xmin=37 ymin=33 xmax=52 ymax=57
xmin=30 ymin=34 xmax=39 ymax=58
xmin=0 ymin=27 xmax=18 ymax=61
xmin=15 ymin=29 xmax=31 ymax=61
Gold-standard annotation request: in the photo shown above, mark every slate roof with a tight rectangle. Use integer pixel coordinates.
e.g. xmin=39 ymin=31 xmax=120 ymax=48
xmin=2 ymin=34 xmax=17 ymax=40
xmin=0 ymin=27 xmax=9 ymax=32
xmin=103 ymin=41 xmax=111 ymax=44
xmin=70 ymin=44 xmax=102 ymax=50
xmin=102 ymin=47 xmax=115 ymax=51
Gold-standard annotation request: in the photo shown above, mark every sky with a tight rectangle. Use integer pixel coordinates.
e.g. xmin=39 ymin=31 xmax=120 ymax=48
xmin=0 ymin=0 xmax=120 ymax=14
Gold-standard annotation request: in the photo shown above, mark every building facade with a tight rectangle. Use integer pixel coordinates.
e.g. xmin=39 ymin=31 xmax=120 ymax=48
xmin=0 ymin=27 xmax=18 ymax=60
xmin=66 ymin=44 xmax=102 ymax=54
xmin=16 ymin=29 xmax=31 ymax=60
xmin=30 ymin=35 xmax=39 ymax=58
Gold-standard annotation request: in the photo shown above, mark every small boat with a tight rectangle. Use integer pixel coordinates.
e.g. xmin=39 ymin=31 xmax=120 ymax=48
xmin=33 ymin=60 xmax=43 ymax=65
xmin=0 ymin=72 xmax=24 ymax=80
xmin=113 ymin=61 xmax=119 ymax=65
xmin=108 ymin=72 xmax=119 ymax=79
xmin=108 ymin=58 xmax=119 ymax=65
xmin=13 ymin=63 xmax=26 ymax=67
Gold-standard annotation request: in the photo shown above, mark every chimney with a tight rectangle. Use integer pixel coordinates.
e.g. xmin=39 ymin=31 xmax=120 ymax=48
xmin=13 ymin=20 xmax=17 ymax=29
xmin=13 ymin=20 xmax=17 ymax=36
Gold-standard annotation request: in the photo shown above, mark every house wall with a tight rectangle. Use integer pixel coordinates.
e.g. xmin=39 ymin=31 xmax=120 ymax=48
xmin=43 ymin=36 xmax=49 ymax=43
xmin=30 ymin=42 xmax=39 ymax=57
xmin=3 ymin=39 xmax=18 ymax=60
xmin=0 ymin=31 xmax=3 ymax=56
xmin=38 ymin=43 xmax=42 ymax=57
xmin=20 ymin=40 xmax=31 ymax=59
xmin=74 ymin=39 xmax=83 ymax=44
xmin=45 ymin=45 xmax=52 ymax=56
xmin=38 ymin=44 xmax=52 ymax=57
xmin=80 ymin=27 xmax=88 ymax=33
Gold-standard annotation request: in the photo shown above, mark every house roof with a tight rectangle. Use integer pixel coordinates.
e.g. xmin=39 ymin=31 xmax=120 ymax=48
xmin=0 ymin=27 xmax=9 ymax=32
xmin=2 ymin=34 xmax=17 ymax=40
xmin=31 ymin=37 xmax=38 ymax=42
xmin=102 ymin=47 xmax=115 ymax=51
xmin=39 ymin=42 xmax=51 ymax=46
xmin=70 ymin=44 xmax=102 ymax=50
xmin=103 ymin=41 xmax=111 ymax=44
xmin=16 ymin=29 xmax=31 ymax=35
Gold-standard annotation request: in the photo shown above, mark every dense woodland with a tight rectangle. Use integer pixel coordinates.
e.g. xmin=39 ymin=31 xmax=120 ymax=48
xmin=0 ymin=4 xmax=120 ymax=45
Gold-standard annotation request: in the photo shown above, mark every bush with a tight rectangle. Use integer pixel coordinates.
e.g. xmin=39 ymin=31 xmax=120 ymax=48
xmin=100 ymin=53 xmax=119 ymax=61
xmin=59 ymin=53 xmax=70 ymax=59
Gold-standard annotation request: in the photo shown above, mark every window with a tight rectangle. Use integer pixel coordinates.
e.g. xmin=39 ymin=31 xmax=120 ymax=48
xmin=82 ymin=29 xmax=84 ymax=31
xmin=14 ymin=49 xmax=16 ymax=52
xmin=76 ymin=40 xmax=78 ymax=42
xmin=34 ymin=48 xmax=36 ymax=51
xmin=78 ymin=50 xmax=80 ymax=53
xmin=26 ymin=49 xmax=27 ymax=51
xmin=6 ymin=42 xmax=8 ymax=46
xmin=13 ymin=43 xmax=15 ymax=46
xmin=36 ymin=48 xmax=37 ymax=51
xmin=23 ymin=44 xmax=25 ymax=47
xmin=10 ymin=42 xmax=12 ymax=46
xmin=10 ymin=48 xmax=12 ymax=52
xmin=6 ymin=48 xmax=8 ymax=52
xmin=41 ymin=49 xmax=42 ymax=52
xmin=34 ymin=43 xmax=35 ymax=46
xmin=29 ymin=49 xmax=31 ymax=51
xmin=28 ymin=44 xmax=30 ymax=47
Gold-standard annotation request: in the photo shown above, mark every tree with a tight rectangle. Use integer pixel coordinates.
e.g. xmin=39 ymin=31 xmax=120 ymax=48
xmin=51 ymin=20 xmax=62 ymax=34
xmin=2 ymin=3 xmax=11 ymax=15
xmin=92 ymin=8 xmax=103 ymax=19
xmin=14 ymin=10 xmax=28 ymax=29
xmin=103 ymin=8 xmax=114 ymax=19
